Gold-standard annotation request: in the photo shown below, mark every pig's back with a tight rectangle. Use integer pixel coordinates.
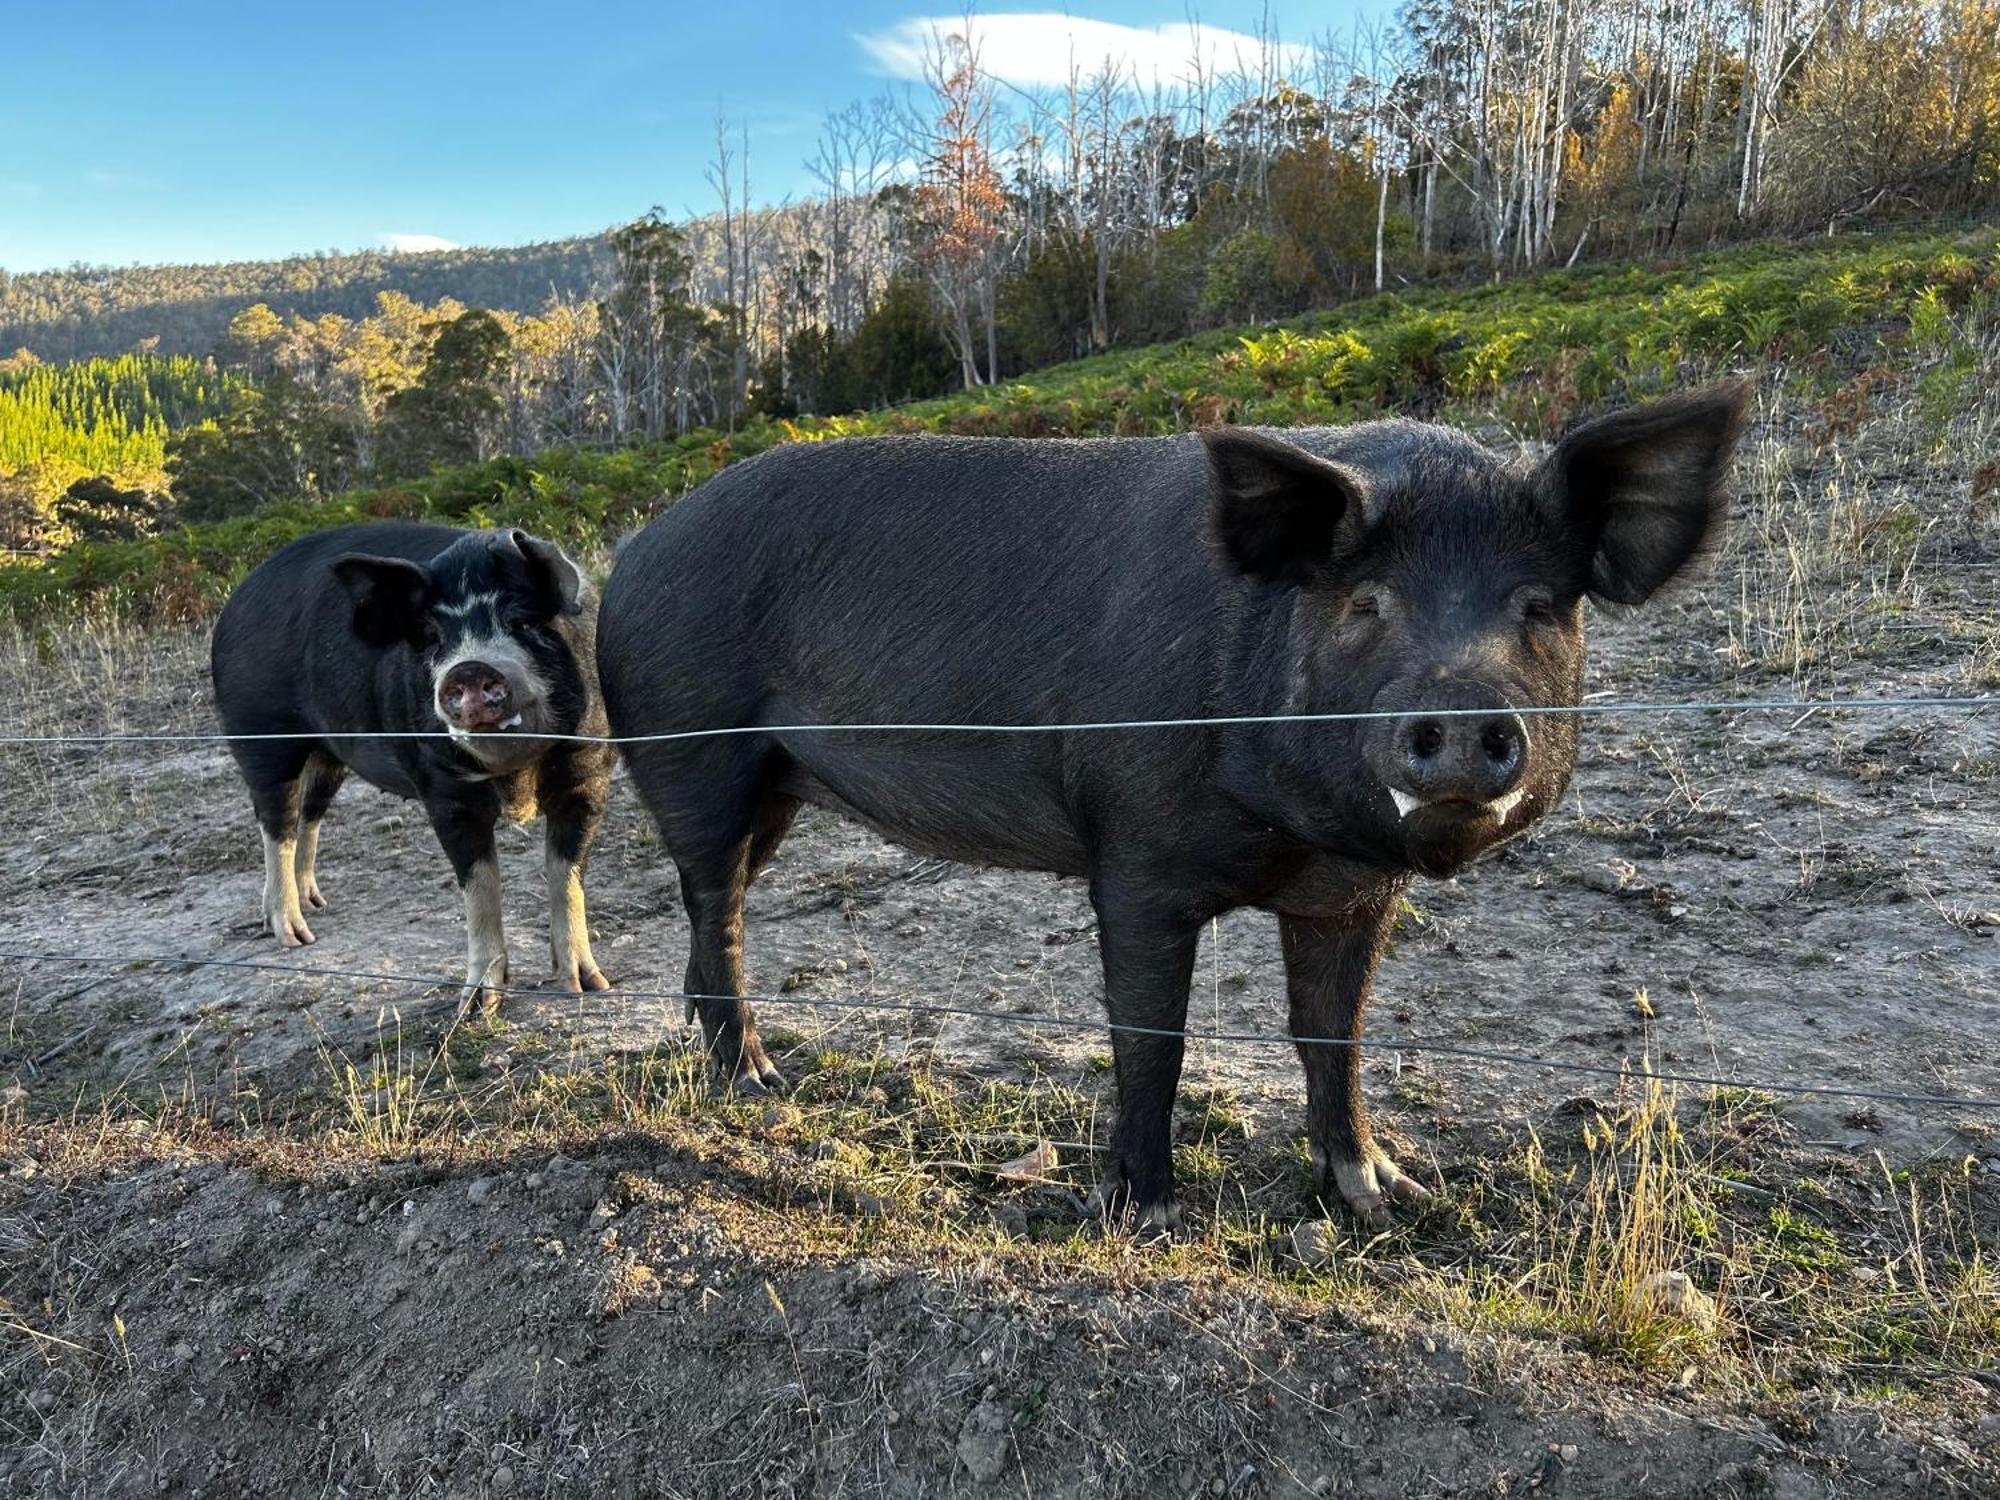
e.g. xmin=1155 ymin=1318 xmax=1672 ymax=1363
xmin=606 ymin=435 xmax=1221 ymax=730
xmin=213 ymin=522 xmax=466 ymax=733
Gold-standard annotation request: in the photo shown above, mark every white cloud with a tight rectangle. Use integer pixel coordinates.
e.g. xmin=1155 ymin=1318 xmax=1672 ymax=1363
xmin=378 ymin=232 xmax=459 ymax=254
xmin=857 ymin=12 xmax=1308 ymax=90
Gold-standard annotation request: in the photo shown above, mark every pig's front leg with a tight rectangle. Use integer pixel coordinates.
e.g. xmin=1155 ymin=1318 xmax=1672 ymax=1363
xmin=540 ymin=751 xmax=611 ymax=994
xmin=1087 ymin=879 xmax=1201 ymax=1235
xmin=425 ymin=791 xmax=510 ymax=1018
xmin=1280 ymin=889 xmax=1431 ymax=1228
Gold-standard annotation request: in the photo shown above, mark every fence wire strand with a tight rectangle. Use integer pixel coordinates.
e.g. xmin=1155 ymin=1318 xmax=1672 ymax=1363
xmin=3 ymin=689 xmax=1994 ymax=1116
xmin=0 ymin=692 xmax=1994 ymax=748
xmin=3 ymin=948 xmax=1992 ymax=1113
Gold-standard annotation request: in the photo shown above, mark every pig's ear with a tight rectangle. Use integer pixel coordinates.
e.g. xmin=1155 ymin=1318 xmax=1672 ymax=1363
xmin=510 ymin=529 xmax=586 ymax=616
xmin=331 ymin=554 xmax=431 ymax=648
xmin=1203 ymin=428 xmax=1371 ymax=584
xmin=1541 ymin=382 xmax=1751 ymax=607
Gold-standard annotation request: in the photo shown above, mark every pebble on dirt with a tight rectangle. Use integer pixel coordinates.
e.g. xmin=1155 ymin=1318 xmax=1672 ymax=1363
xmin=1637 ymin=1270 xmax=1719 ymax=1333
xmin=955 ymin=1397 xmax=1013 ymax=1483
xmin=1289 ymin=1219 xmax=1339 ymax=1269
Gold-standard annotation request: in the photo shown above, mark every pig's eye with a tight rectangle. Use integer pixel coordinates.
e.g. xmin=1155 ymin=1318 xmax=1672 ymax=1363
xmin=1518 ymin=589 xmax=1557 ymax=624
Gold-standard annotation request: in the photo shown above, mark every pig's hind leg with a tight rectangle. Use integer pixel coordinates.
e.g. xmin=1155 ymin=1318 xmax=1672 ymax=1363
xmin=1280 ymin=897 xmax=1432 ymax=1229
xmin=235 ymin=743 xmax=317 ymax=948
xmin=644 ymin=751 xmax=791 ymax=1095
xmin=293 ymin=754 xmax=346 ymax=912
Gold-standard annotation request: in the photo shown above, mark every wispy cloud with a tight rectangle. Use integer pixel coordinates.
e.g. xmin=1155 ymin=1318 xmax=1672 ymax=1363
xmin=378 ymin=232 xmax=460 ymax=253
xmin=857 ymin=12 xmax=1307 ymax=90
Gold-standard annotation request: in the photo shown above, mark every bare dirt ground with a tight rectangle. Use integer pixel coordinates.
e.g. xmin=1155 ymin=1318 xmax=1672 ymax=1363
xmin=0 ymin=394 xmax=1996 ymax=1497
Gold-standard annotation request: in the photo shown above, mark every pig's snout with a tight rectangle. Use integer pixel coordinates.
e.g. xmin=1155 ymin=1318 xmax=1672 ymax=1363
xmin=1397 ymin=709 xmax=1527 ymax=804
xmin=438 ymin=661 xmax=518 ymax=732
xmin=1370 ymin=677 xmax=1533 ymax=821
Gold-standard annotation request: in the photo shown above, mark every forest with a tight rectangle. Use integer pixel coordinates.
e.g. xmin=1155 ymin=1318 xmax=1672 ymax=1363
xmin=1 ymin=0 xmax=1996 ymax=557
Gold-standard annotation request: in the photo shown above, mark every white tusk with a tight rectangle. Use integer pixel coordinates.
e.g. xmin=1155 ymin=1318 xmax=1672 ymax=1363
xmin=1389 ymin=789 xmax=1423 ymax=819
xmin=501 ymin=713 xmax=524 ymax=729
xmin=1490 ymin=787 xmax=1527 ymax=823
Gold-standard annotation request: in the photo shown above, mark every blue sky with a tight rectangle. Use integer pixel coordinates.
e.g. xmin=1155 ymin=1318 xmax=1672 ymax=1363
xmin=0 ymin=2 xmax=1380 ymax=273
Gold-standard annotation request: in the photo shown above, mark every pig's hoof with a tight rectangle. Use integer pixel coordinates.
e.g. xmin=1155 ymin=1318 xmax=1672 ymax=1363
xmin=299 ymin=876 xmax=327 ymax=911
xmin=1328 ymin=1152 xmax=1430 ymax=1228
xmin=456 ymin=962 xmax=510 ymax=1021
xmin=553 ymin=965 xmax=613 ymax=995
xmin=456 ymin=987 xmax=505 ymax=1022
xmin=1084 ymin=1170 xmax=1182 ymax=1238
xmin=268 ymin=909 xmax=316 ymax=947
xmin=718 ymin=1054 xmax=788 ymax=1097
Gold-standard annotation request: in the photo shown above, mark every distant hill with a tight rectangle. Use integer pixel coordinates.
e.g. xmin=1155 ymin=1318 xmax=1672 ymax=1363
xmin=0 ymin=238 xmax=614 ymax=362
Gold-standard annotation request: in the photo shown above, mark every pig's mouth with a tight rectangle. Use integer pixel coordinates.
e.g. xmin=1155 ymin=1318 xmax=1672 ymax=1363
xmin=1385 ymin=785 xmax=1530 ymax=826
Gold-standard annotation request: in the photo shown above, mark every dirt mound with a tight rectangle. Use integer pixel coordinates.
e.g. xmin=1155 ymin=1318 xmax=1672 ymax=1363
xmin=4 ymin=1124 xmax=1989 ymax=1499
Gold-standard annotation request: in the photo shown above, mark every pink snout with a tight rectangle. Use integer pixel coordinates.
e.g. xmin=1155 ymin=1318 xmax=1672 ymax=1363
xmin=438 ymin=661 xmax=515 ymax=731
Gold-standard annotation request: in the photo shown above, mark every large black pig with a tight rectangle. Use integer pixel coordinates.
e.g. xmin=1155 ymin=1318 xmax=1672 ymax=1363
xmin=598 ymin=385 xmax=1749 ymax=1228
xmin=213 ymin=522 xmax=615 ymax=1012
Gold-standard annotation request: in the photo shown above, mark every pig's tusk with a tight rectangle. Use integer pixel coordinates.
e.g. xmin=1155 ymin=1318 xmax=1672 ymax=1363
xmin=1490 ymin=787 xmax=1527 ymax=823
xmin=1389 ymin=788 xmax=1423 ymax=819
xmin=501 ymin=713 xmax=524 ymax=729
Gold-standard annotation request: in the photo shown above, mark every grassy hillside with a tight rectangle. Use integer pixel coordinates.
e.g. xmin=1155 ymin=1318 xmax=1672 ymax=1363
xmin=3 ymin=227 xmax=1994 ymax=624
xmin=0 ymin=239 xmax=609 ymax=363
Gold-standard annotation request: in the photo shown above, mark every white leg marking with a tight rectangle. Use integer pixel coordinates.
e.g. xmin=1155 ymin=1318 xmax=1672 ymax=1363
xmin=459 ymin=859 xmax=509 ymax=1017
xmin=545 ymin=847 xmax=607 ymax=993
xmin=261 ymin=831 xmax=314 ymax=946
xmin=294 ymin=818 xmax=326 ymax=910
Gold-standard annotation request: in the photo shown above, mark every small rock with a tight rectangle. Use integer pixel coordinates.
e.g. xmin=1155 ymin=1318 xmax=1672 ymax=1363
xmin=1579 ymin=858 xmax=1639 ymax=894
xmin=1558 ymin=1444 xmax=1579 ymax=1465
xmin=1290 ymin=1220 xmax=1338 ymax=1270
xmin=170 ymin=1342 xmax=195 ymax=1365
xmin=466 ymin=1177 xmax=498 ymax=1207
xmin=830 ymin=958 xmax=849 ymax=974
xmin=491 ymin=1465 xmax=514 ymax=1493
xmin=955 ymin=1397 xmax=1012 ymax=1484
xmin=373 ymin=814 xmax=405 ymax=833
xmin=1636 ymin=1270 xmax=1718 ymax=1333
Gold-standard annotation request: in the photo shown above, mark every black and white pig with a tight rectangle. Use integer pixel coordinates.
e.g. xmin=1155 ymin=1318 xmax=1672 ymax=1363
xmin=212 ymin=522 xmax=615 ymax=1012
xmin=597 ymin=385 xmax=1749 ymax=1229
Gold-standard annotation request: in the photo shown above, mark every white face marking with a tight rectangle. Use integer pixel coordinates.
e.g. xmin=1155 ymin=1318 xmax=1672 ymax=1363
xmin=1390 ymin=788 xmax=1423 ymax=819
xmin=430 ymin=628 xmax=550 ymax=732
xmin=434 ymin=592 xmax=500 ymax=618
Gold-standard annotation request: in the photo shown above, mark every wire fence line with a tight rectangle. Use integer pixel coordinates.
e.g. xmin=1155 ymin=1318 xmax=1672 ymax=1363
xmin=4 ymin=948 xmax=1993 ymax=1114
xmin=2 ymin=691 xmax=1992 ymax=1117
xmin=1 ymin=692 xmax=1994 ymax=750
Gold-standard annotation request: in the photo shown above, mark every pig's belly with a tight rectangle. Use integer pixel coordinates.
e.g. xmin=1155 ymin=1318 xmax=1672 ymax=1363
xmin=774 ymin=736 xmax=1091 ymax=877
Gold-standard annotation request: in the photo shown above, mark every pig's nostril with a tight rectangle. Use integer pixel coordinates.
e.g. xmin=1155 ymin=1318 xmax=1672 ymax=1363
xmin=1408 ymin=720 xmax=1446 ymax=761
xmin=1481 ymin=723 xmax=1520 ymax=767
